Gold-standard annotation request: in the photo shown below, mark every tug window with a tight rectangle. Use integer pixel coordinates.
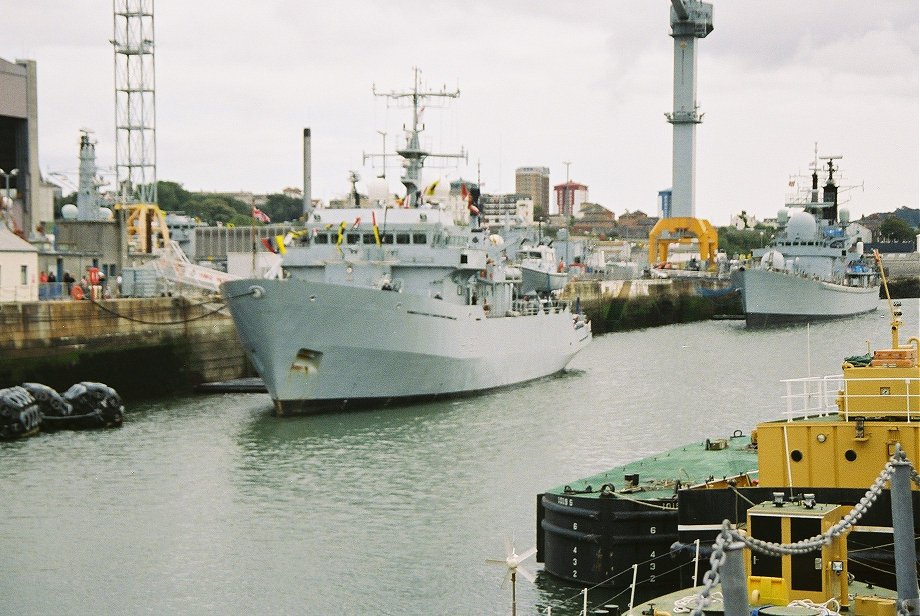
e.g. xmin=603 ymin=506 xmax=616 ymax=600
xmin=396 ymin=233 xmax=410 ymax=245
xmin=381 ymin=233 xmax=394 ymax=244
xmin=346 ymin=233 xmax=360 ymax=244
xmin=314 ymin=234 xmax=329 ymax=244
xmin=412 ymin=233 xmax=427 ymax=245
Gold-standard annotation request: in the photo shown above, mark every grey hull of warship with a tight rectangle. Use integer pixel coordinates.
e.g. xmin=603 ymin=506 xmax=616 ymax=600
xmin=224 ymin=260 xmax=590 ymax=414
xmin=732 ymin=267 xmax=879 ymax=326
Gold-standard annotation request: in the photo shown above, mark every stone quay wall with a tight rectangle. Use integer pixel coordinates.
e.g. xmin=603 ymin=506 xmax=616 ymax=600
xmin=0 ymin=297 xmax=249 ymax=396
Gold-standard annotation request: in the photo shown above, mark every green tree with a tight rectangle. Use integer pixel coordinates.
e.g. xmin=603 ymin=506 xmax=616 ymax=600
xmin=262 ymin=193 xmax=305 ymax=222
xmin=878 ymin=216 xmax=918 ymax=242
xmin=157 ymin=181 xmax=193 ymax=212
xmin=188 ymin=196 xmax=240 ymax=224
xmin=718 ymin=226 xmax=770 ymax=258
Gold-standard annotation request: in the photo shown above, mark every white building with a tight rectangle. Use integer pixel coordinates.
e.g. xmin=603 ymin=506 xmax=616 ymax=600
xmin=0 ymin=226 xmax=39 ymax=302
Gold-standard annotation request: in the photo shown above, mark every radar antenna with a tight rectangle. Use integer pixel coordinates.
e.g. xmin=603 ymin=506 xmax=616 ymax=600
xmin=370 ymin=67 xmax=466 ymax=207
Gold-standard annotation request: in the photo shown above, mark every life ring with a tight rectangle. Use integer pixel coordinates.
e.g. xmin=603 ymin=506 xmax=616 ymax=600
xmin=70 ymin=285 xmax=84 ymax=300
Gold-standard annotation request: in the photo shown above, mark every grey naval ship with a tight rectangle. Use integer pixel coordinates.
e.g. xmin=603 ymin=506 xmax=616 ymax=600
xmin=222 ymin=72 xmax=591 ymax=414
xmin=731 ymin=154 xmax=879 ymax=326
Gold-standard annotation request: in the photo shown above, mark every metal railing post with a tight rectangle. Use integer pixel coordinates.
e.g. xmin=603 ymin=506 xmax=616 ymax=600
xmin=890 ymin=444 xmax=920 ymax=616
xmin=721 ymin=539 xmax=749 ymax=616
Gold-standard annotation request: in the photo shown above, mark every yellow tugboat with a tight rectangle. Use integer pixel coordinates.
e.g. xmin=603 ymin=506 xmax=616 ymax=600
xmin=539 ymin=251 xmax=919 ymax=596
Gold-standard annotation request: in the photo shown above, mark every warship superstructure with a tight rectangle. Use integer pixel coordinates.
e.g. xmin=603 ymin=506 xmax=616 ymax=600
xmin=732 ymin=155 xmax=879 ymax=326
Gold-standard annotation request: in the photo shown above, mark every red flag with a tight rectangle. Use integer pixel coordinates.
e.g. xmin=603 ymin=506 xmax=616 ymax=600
xmin=351 ymin=216 xmax=361 ymax=229
xmin=252 ymin=207 xmax=270 ymax=223
xmin=460 ymin=183 xmax=468 ymax=200
xmin=260 ymin=237 xmax=277 ymax=253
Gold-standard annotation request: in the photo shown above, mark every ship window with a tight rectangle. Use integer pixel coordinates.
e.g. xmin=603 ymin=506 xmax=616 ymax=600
xmin=363 ymin=234 xmax=376 ymax=244
xmin=413 ymin=233 xmax=427 ymax=245
xmin=381 ymin=233 xmax=394 ymax=244
xmin=396 ymin=233 xmax=410 ymax=244
xmin=845 ymin=450 xmax=857 ymax=462
xmin=346 ymin=233 xmax=360 ymax=244
xmin=460 ymin=254 xmax=468 ymax=264
xmin=314 ymin=234 xmax=329 ymax=244
xmin=790 ymin=450 xmax=803 ymax=462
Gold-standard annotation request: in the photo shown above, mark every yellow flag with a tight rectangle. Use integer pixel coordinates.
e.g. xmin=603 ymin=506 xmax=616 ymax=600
xmin=275 ymin=235 xmax=287 ymax=255
xmin=336 ymin=221 xmax=347 ymax=253
xmin=372 ymin=211 xmax=381 ymax=246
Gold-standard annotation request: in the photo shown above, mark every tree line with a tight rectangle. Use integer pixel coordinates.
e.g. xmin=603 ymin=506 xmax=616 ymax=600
xmin=55 ymin=180 xmax=305 ymax=226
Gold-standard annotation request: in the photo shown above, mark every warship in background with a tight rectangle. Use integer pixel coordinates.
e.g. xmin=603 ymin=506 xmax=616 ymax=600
xmin=731 ymin=155 xmax=880 ymax=326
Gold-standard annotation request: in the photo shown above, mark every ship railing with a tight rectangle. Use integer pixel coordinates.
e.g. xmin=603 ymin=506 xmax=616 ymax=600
xmin=510 ymin=298 xmax=569 ymax=317
xmin=780 ymin=375 xmax=842 ymax=420
xmin=782 ymin=374 xmax=920 ymax=421
xmin=839 ymin=375 xmax=920 ymax=421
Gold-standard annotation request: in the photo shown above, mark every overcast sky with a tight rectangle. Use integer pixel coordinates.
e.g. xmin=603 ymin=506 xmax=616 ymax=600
xmin=3 ymin=1 xmax=917 ymax=224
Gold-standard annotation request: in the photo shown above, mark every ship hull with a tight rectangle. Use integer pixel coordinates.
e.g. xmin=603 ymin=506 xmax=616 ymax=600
xmin=222 ymin=279 xmax=591 ymax=414
xmin=732 ymin=268 xmax=879 ymax=326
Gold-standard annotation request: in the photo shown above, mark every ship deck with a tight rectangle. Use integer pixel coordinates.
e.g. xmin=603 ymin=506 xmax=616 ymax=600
xmin=544 ymin=433 xmax=758 ymax=501
xmin=630 ymin=579 xmax=894 ymax=616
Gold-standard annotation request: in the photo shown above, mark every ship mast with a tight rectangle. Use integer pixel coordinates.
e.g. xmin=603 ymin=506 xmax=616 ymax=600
xmin=371 ymin=68 xmax=465 ymax=207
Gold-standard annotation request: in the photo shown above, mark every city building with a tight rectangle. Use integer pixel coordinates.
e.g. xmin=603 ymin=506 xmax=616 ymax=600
xmin=478 ymin=193 xmax=533 ymax=227
xmin=553 ymin=181 xmax=589 ymax=218
xmin=0 ymin=226 xmax=39 ymax=301
xmin=658 ymin=189 xmax=672 ymax=219
xmin=570 ymin=203 xmax=617 ymax=238
xmin=617 ymin=210 xmax=659 ymax=239
xmin=1 ymin=57 xmax=54 ymax=236
xmin=515 ymin=167 xmax=550 ymax=215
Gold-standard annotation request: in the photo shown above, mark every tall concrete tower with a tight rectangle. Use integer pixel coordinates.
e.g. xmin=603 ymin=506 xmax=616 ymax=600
xmin=665 ymin=0 xmax=712 ymax=219
xmin=647 ymin=0 xmax=718 ymax=265
xmin=113 ymin=0 xmax=157 ymax=204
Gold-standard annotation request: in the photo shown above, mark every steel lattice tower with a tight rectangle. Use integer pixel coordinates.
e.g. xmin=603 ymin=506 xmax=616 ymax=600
xmin=113 ymin=0 xmax=157 ymax=204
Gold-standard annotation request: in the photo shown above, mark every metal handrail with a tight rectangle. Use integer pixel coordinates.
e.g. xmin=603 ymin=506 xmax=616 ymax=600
xmin=781 ymin=374 xmax=920 ymax=421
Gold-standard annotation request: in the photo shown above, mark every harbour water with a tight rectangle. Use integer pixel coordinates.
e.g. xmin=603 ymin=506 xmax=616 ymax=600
xmin=2 ymin=299 xmax=917 ymax=615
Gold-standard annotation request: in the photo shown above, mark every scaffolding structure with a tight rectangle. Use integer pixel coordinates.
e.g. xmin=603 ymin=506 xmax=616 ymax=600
xmin=113 ymin=0 xmax=157 ymax=205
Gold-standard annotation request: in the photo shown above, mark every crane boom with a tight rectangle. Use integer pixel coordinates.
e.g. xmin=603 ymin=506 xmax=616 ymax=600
xmin=671 ymin=0 xmax=689 ymax=21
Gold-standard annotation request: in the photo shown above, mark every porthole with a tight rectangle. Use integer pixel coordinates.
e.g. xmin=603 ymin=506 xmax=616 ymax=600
xmin=845 ymin=450 xmax=857 ymax=462
xmin=790 ymin=450 xmax=803 ymax=462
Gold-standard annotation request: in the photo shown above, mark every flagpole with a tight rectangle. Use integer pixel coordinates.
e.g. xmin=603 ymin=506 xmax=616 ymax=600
xmin=251 ymin=205 xmax=256 ymax=276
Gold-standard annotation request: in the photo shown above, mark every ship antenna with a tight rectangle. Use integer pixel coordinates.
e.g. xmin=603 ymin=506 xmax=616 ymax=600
xmin=874 ymin=249 xmax=900 ymax=348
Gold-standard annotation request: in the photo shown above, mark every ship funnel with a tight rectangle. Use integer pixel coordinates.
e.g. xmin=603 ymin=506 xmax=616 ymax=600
xmin=303 ymin=128 xmax=312 ymax=217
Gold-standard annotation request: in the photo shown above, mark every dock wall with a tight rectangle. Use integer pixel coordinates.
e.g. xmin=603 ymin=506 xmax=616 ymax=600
xmin=0 ymin=297 xmax=249 ymax=397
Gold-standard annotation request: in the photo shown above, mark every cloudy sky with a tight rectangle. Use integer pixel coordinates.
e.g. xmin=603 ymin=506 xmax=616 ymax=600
xmin=3 ymin=1 xmax=917 ymax=224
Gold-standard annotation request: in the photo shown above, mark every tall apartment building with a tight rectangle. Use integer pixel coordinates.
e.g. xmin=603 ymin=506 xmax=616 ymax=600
xmin=514 ymin=167 xmax=550 ymax=215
